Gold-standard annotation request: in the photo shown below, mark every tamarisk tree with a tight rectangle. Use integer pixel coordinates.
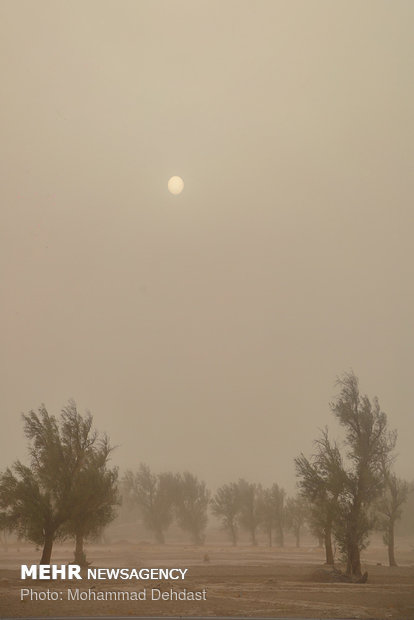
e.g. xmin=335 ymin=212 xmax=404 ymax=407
xmin=285 ymin=495 xmax=308 ymax=547
xmin=237 ymin=479 xmax=263 ymax=546
xmin=174 ymin=472 xmax=210 ymax=545
xmin=295 ymin=429 xmax=344 ymax=564
xmin=259 ymin=484 xmax=286 ymax=547
xmin=63 ymin=436 xmax=119 ymax=565
xmin=330 ymin=372 xmax=396 ymax=577
xmin=0 ymin=401 xmax=118 ymax=564
xmin=211 ymin=482 xmax=240 ymax=545
xmin=376 ymin=473 xmax=408 ymax=567
xmin=123 ymin=464 xmax=175 ymax=544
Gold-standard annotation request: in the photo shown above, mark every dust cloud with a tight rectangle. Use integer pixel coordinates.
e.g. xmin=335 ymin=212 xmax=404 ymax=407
xmin=1 ymin=0 xmax=413 ymax=492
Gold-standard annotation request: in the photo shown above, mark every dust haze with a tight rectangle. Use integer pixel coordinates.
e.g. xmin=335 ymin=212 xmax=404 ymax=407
xmin=1 ymin=0 xmax=413 ymax=491
xmin=1 ymin=3 xmax=414 ymax=619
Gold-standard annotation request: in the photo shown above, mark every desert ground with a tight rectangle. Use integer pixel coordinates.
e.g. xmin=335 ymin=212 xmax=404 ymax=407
xmin=1 ymin=539 xmax=414 ymax=619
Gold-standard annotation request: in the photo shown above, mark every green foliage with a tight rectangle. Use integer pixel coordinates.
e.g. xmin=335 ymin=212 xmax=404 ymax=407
xmin=210 ymin=482 xmax=241 ymax=545
xmin=0 ymin=462 xmax=53 ymax=546
xmin=62 ymin=435 xmax=120 ymax=543
xmin=376 ymin=474 xmax=408 ymax=528
xmin=295 ymin=372 xmax=398 ymax=575
xmin=285 ymin=495 xmax=308 ymax=546
xmin=330 ymin=372 xmax=396 ymax=572
xmin=375 ymin=472 xmax=408 ymax=565
xmin=258 ymin=484 xmax=286 ymax=547
xmin=123 ymin=464 xmax=175 ymax=543
xmin=0 ymin=400 xmax=118 ymax=564
xmin=295 ymin=429 xmax=344 ymax=548
xmin=174 ymin=472 xmax=210 ymax=545
xmin=236 ymin=479 xmax=263 ymax=545
xmin=396 ymin=481 xmax=414 ymax=536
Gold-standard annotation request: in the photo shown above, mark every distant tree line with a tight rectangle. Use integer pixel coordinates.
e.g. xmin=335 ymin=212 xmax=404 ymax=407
xmin=123 ymin=467 xmax=210 ymax=545
xmin=0 ymin=373 xmax=411 ymax=570
xmin=122 ymin=466 xmax=309 ymax=549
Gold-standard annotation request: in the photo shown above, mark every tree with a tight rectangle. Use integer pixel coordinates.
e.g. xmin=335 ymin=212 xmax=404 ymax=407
xmin=0 ymin=513 xmax=10 ymax=551
xmin=295 ymin=429 xmax=344 ymax=565
xmin=271 ymin=483 xmax=286 ymax=547
xmin=0 ymin=401 xmax=106 ymax=564
xmin=63 ymin=436 xmax=119 ymax=565
xmin=237 ymin=479 xmax=262 ymax=546
xmin=376 ymin=473 xmax=408 ymax=567
xmin=258 ymin=484 xmax=286 ymax=547
xmin=396 ymin=481 xmax=414 ymax=536
xmin=210 ymin=482 xmax=240 ymax=545
xmin=123 ymin=465 xmax=175 ymax=544
xmin=330 ymin=371 xmax=396 ymax=577
xmin=285 ymin=495 xmax=308 ymax=547
xmin=258 ymin=488 xmax=275 ymax=547
xmin=174 ymin=472 xmax=210 ymax=545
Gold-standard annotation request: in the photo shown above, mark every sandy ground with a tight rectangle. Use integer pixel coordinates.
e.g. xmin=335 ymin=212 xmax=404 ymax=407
xmin=1 ymin=541 xmax=414 ymax=618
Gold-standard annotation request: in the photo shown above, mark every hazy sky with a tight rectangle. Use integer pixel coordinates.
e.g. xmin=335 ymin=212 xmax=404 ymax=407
xmin=1 ymin=0 xmax=413 ymax=492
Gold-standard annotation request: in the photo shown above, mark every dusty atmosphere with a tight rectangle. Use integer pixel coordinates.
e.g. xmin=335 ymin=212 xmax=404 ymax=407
xmin=1 ymin=1 xmax=413 ymax=619
xmin=1 ymin=0 xmax=413 ymax=489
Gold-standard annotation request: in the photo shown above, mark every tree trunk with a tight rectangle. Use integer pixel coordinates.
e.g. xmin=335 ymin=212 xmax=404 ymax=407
xmin=346 ymin=508 xmax=362 ymax=578
xmin=192 ymin=529 xmax=203 ymax=545
xmin=388 ymin=520 xmax=397 ymax=567
xmin=324 ymin=528 xmax=334 ymax=565
xmin=74 ymin=531 xmax=86 ymax=566
xmin=295 ymin=528 xmax=300 ymax=548
xmin=40 ymin=531 xmax=54 ymax=565
xmin=268 ymin=528 xmax=272 ymax=547
xmin=230 ymin=524 xmax=237 ymax=546
xmin=346 ymin=550 xmax=352 ymax=577
xmin=352 ymin=551 xmax=362 ymax=577
xmin=251 ymin=528 xmax=257 ymax=546
xmin=154 ymin=527 xmax=165 ymax=545
xmin=348 ymin=542 xmax=362 ymax=577
xmin=277 ymin=524 xmax=284 ymax=547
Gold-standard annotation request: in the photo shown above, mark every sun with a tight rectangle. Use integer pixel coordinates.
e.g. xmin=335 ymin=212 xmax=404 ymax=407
xmin=168 ymin=176 xmax=184 ymax=195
